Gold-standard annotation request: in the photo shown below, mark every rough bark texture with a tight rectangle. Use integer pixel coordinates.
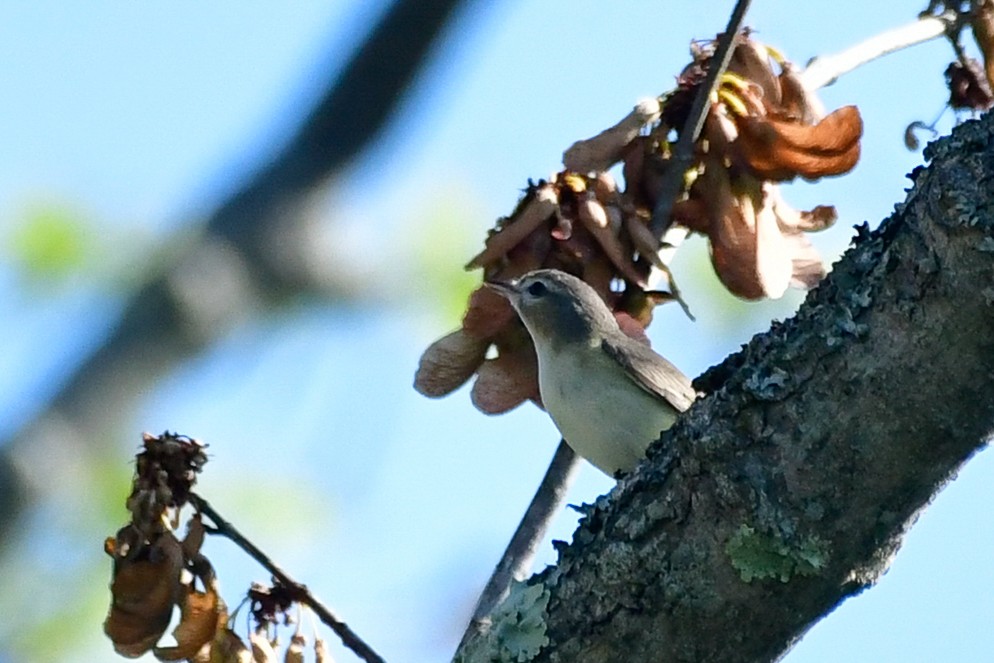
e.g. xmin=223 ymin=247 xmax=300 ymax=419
xmin=457 ymin=114 xmax=994 ymax=662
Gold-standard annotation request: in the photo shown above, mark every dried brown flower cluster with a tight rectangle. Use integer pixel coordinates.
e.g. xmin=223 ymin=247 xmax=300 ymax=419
xmin=666 ymin=36 xmax=862 ymax=299
xmin=103 ymin=432 xmax=220 ymax=659
xmin=103 ymin=432 xmax=329 ymax=662
xmin=905 ymin=3 xmax=994 ymax=148
xmin=416 ymin=171 xmax=672 ymax=413
xmin=415 ymin=32 xmax=862 ymax=414
xmin=945 ymin=58 xmax=994 ymax=110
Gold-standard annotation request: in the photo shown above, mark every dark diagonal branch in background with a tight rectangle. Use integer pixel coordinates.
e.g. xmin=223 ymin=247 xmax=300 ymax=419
xmin=191 ymin=494 xmax=386 ymax=663
xmin=649 ymin=0 xmax=752 ymax=238
xmin=0 ymin=0 xmax=473 ymax=534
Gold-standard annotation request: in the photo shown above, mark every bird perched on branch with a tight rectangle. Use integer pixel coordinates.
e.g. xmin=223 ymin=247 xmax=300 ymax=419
xmin=488 ymin=269 xmax=696 ymax=476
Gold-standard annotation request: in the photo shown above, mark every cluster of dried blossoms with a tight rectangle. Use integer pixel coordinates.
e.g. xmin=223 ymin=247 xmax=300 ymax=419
xmin=103 ymin=432 xmax=328 ymax=662
xmin=415 ymin=31 xmax=862 ymax=414
xmin=925 ymin=0 xmax=994 ymax=111
xmin=904 ymin=1 xmax=994 ymax=149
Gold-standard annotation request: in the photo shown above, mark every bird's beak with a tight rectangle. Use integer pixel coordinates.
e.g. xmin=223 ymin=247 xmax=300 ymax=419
xmin=484 ymin=278 xmax=519 ymax=301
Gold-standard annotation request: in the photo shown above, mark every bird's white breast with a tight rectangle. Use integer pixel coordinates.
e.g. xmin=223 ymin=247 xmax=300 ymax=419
xmin=536 ymin=343 xmax=677 ymax=476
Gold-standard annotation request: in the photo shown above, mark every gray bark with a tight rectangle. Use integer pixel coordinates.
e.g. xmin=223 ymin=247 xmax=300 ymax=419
xmin=456 ymin=114 xmax=994 ymax=662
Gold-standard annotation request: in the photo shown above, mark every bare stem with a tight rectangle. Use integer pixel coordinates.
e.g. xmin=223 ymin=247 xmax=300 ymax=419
xmin=650 ymin=0 xmax=753 ymax=238
xmin=190 ymin=493 xmax=386 ymax=663
xmin=458 ymin=441 xmax=581 ymax=648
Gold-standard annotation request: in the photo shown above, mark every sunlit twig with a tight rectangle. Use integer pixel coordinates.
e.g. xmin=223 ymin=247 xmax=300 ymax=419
xmin=190 ymin=493 xmax=386 ymax=663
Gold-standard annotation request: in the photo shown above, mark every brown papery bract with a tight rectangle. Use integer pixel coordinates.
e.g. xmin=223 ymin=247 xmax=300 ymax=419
xmin=413 ymin=329 xmax=489 ymax=398
xmin=104 ymin=531 xmax=185 ymax=658
xmin=735 ymin=106 xmax=863 ymax=181
xmin=152 ymin=578 xmax=225 ymax=662
xmin=471 ymin=335 xmax=541 ymax=414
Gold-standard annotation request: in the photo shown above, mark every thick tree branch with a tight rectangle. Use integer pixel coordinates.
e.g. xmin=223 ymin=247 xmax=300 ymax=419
xmin=457 ymin=114 xmax=994 ymax=662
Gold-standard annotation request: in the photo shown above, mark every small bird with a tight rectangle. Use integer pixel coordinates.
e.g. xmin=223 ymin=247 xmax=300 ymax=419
xmin=487 ymin=269 xmax=696 ymax=476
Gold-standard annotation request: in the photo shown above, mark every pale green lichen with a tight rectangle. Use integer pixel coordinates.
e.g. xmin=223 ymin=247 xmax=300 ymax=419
xmin=457 ymin=581 xmax=550 ymax=663
xmin=743 ymin=367 xmax=790 ymax=400
xmin=725 ymin=524 xmax=829 ymax=583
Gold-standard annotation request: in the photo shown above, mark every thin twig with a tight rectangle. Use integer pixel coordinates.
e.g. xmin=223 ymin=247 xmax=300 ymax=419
xmin=458 ymin=441 xmax=580 ymax=648
xmin=649 ymin=0 xmax=753 ymax=238
xmin=190 ymin=493 xmax=386 ymax=663
xmin=799 ymin=14 xmax=952 ymax=91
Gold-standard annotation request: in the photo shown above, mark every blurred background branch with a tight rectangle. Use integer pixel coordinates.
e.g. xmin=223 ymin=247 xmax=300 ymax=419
xmin=0 ymin=0 xmax=472 ymax=535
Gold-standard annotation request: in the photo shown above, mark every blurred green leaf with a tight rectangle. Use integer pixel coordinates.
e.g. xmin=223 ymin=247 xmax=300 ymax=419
xmin=409 ymin=192 xmax=484 ymax=328
xmin=7 ymin=202 xmax=93 ymax=282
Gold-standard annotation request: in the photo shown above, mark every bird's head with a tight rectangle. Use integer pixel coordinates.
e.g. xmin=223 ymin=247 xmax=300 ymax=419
xmin=486 ymin=269 xmax=617 ymax=348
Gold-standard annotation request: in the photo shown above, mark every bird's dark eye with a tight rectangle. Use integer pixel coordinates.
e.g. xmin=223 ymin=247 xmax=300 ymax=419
xmin=526 ymin=281 xmax=547 ymax=297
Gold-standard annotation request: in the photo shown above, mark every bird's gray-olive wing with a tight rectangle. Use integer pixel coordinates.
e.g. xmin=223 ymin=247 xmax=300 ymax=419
xmin=601 ymin=337 xmax=696 ymax=412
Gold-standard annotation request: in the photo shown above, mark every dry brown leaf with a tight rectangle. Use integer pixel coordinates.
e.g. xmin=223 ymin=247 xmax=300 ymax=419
xmin=461 ymin=285 xmax=517 ymax=340
xmin=669 ymin=199 xmax=709 ymax=233
xmin=189 ymin=623 xmax=253 ymax=663
xmin=737 ymin=105 xmax=862 ymax=181
xmin=181 ymin=515 xmax=205 ymax=561
xmin=284 ymin=632 xmax=306 ymax=663
xmin=777 ymin=63 xmax=820 ymax=124
xmin=414 ymin=329 xmax=489 ymax=398
xmin=728 ymin=37 xmax=781 ymax=109
xmin=104 ymin=532 xmax=185 ymax=658
xmin=465 ymin=184 xmax=558 ymax=269
xmin=471 ymin=341 xmax=540 ymax=414
xmin=577 ymin=196 xmax=647 ymax=286
xmin=249 ymin=631 xmax=279 ymax=663
xmin=153 ymin=578 xmax=224 ymax=661
xmin=767 ymin=185 xmax=837 ymax=233
xmin=314 ymin=638 xmax=331 ymax=663
xmin=562 ymin=98 xmax=661 ymax=173
xmin=703 ymin=171 xmax=793 ymax=300
xmin=592 ymin=172 xmax=619 ymax=203
xmin=785 ymin=231 xmax=826 ymax=290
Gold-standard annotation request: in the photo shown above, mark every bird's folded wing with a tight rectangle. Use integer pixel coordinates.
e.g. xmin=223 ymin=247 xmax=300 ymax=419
xmin=601 ymin=338 xmax=697 ymax=412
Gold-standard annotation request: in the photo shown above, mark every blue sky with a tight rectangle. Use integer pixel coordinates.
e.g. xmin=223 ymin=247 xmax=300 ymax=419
xmin=0 ymin=1 xmax=991 ymax=661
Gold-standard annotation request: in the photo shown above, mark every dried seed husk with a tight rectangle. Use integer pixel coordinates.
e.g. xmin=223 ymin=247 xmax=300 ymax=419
xmin=466 ymin=185 xmax=558 ymax=269
xmin=414 ymin=329 xmax=489 ymax=398
xmin=563 ymin=98 xmax=661 ymax=173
